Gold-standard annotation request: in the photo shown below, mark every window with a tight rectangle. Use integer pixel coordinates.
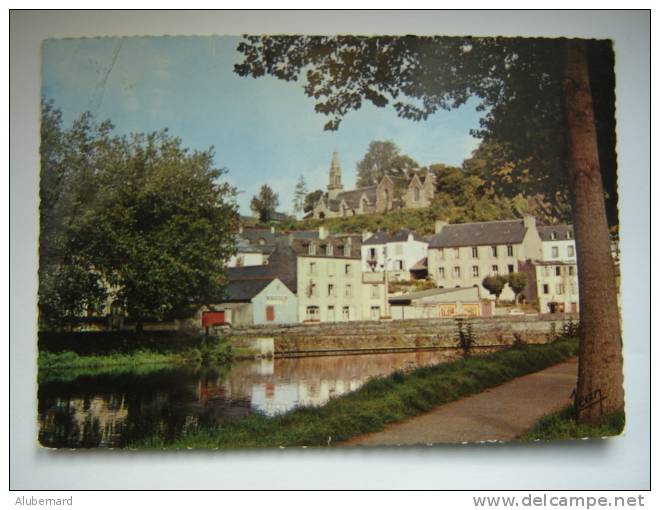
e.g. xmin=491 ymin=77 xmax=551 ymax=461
xmin=342 ymin=306 xmax=350 ymax=321
xmin=438 ymin=248 xmax=445 ymax=260
xmin=472 ymin=247 xmax=478 ymax=259
xmin=543 ymin=284 xmax=549 ymax=294
xmin=309 ymin=282 xmax=317 ymax=297
xmin=568 ymin=245 xmax=575 ymax=257
xmin=508 ymin=264 xmax=514 ymax=274
xmin=472 ymin=265 xmax=479 ymax=278
xmin=327 ymin=306 xmax=335 ymax=321
xmin=266 ymin=306 xmax=275 ymax=322
xmin=306 ymin=306 xmax=319 ymax=321
xmin=453 ymin=266 xmax=461 ymax=278
xmin=492 ymin=265 xmax=499 ymax=275
xmin=491 ymin=246 xmax=498 ymax=257
xmin=345 ymin=284 xmax=352 ymax=298
xmin=371 ymin=285 xmax=380 ymax=298
xmin=370 ymin=306 xmax=381 ymax=319
xmin=413 ymin=187 xmax=420 ymax=202
xmin=337 ymin=245 xmax=344 ymax=255
xmin=395 ymin=243 xmax=403 ymax=255
xmin=555 ymin=266 xmax=561 ymax=276
xmin=345 ymin=264 xmax=352 ymax=276
xmin=344 ymin=244 xmax=351 ymax=257
xmin=454 ymin=248 xmax=460 ymax=259
xmin=328 ymin=284 xmax=335 ymax=297
xmin=550 ymin=232 xmax=557 ymax=240
xmin=309 ymin=262 xmax=317 ymax=275
xmin=551 ymin=246 xmax=559 ymax=258
xmin=438 ymin=267 xmax=445 ymax=278
xmin=567 ymin=231 xmax=573 ymax=239
xmin=328 ymin=262 xmax=335 ymax=276
xmin=507 ymin=245 xmax=514 ymax=257
xmin=326 ymin=244 xmax=333 ymax=256
xmin=308 ymin=243 xmax=316 ymax=255
xmin=395 ymin=260 xmax=405 ymax=271
xmin=556 ymin=283 xmax=565 ymax=295
xmin=369 ymin=248 xmax=377 ymax=259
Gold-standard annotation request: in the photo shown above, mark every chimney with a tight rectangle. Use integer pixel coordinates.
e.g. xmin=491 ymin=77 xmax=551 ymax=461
xmin=523 ymin=215 xmax=536 ymax=230
xmin=319 ymin=225 xmax=329 ymax=240
xmin=434 ymin=219 xmax=448 ymax=234
xmin=362 ymin=230 xmax=373 ymax=242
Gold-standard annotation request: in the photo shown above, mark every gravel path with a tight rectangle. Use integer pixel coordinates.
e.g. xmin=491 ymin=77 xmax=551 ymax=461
xmin=341 ymin=358 xmax=578 ymax=446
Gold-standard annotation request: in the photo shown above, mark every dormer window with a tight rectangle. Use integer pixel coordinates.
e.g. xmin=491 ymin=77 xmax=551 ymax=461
xmin=566 ymin=231 xmax=573 ymax=239
xmin=259 ymin=238 xmax=266 ymax=245
xmin=550 ymin=232 xmax=557 ymax=240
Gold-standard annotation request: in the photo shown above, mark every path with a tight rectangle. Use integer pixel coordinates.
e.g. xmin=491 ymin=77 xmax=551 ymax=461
xmin=342 ymin=358 xmax=578 ymax=446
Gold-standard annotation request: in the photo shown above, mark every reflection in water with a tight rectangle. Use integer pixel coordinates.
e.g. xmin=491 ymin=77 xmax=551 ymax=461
xmin=39 ymin=350 xmax=462 ymax=448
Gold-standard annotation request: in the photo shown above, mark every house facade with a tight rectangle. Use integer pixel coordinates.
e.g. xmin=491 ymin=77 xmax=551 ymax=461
xmin=201 ymin=277 xmax=298 ymax=328
xmin=292 ymin=231 xmax=366 ymax=322
xmin=427 ymin=216 xmax=543 ymax=301
xmin=361 ymin=229 xmax=428 ymax=281
xmin=537 ymin=225 xmax=577 ymax=263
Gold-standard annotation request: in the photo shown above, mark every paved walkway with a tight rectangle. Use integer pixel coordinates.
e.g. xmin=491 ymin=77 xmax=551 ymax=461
xmin=342 ymin=358 xmax=578 ymax=446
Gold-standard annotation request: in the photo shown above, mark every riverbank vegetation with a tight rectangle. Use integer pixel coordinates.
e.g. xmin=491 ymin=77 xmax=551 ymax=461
xmin=519 ymin=406 xmax=625 ymax=441
xmin=132 ymin=336 xmax=578 ymax=449
xmin=38 ymin=333 xmax=232 ymax=372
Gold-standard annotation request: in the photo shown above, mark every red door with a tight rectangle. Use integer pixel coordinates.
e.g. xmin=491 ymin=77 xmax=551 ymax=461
xmin=202 ymin=311 xmax=225 ymax=327
xmin=266 ymin=306 xmax=275 ymax=321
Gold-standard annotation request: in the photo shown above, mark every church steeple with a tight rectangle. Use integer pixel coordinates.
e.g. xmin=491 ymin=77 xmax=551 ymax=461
xmin=327 ymin=151 xmax=343 ymax=200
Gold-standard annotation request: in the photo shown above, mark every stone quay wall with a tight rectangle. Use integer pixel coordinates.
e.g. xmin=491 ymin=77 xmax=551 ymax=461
xmin=224 ymin=314 xmax=578 ymax=357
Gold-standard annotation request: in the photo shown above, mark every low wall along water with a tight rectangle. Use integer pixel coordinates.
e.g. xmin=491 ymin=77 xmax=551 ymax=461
xmin=226 ymin=314 xmax=577 ymax=357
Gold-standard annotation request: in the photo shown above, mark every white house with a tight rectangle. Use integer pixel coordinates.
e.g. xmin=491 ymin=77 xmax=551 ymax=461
xmin=361 ymin=229 xmax=428 ymax=281
xmin=537 ymin=225 xmax=577 ymax=262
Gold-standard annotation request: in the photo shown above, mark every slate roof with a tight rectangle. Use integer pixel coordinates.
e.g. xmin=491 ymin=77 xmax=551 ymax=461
xmin=226 ymin=245 xmax=298 ymax=294
xmin=428 ymin=220 xmax=527 ymax=249
xmin=329 ymin=186 xmax=377 ymax=211
xmin=290 ymin=235 xmax=362 ymax=259
xmin=363 ymin=228 xmax=426 ymax=245
xmin=410 ymin=257 xmax=428 ymax=271
xmin=222 ymin=279 xmax=273 ymax=302
xmin=239 ymin=228 xmax=282 ymax=246
xmin=537 ymin=224 xmax=574 ymax=242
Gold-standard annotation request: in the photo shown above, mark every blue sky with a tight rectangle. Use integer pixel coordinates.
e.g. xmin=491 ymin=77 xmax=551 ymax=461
xmin=42 ymin=36 xmax=483 ymax=216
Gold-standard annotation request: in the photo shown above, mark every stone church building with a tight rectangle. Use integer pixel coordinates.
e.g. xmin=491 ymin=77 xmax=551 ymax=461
xmin=312 ymin=152 xmax=436 ymax=219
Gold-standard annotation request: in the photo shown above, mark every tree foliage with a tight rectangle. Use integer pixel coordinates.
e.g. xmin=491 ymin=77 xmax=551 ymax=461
xmin=292 ymin=175 xmax=307 ymax=218
xmin=506 ymin=272 xmax=528 ymax=303
xmin=355 ymin=140 xmax=418 ymax=187
xmin=482 ymin=275 xmax=508 ymax=303
xmin=250 ymin=184 xmax=279 ymax=222
xmin=39 ymin=101 xmax=239 ymax=330
xmin=303 ymin=189 xmax=324 ymax=213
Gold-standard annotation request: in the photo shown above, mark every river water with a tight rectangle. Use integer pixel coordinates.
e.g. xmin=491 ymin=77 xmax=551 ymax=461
xmin=38 ymin=350 xmax=465 ymax=448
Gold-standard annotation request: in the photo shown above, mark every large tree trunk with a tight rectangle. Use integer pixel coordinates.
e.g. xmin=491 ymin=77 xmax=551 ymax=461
xmin=562 ymin=39 xmax=624 ymax=424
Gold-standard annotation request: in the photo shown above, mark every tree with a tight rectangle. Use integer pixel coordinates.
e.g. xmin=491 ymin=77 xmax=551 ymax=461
xmin=506 ymin=272 xmax=528 ymax=304
xmin=250 ymin=184 xmax=279 ymax=222
xmin=303 ymin=189 xmax=324 ymax=213
xmin=482 ymin=275 xmax=507 ymax=304
xmin=234 ymin=35 xmax=623 ymax=424
xmin=39 ymin=101 xmax=239 ymax=331
xmin=355 ymin=140 xmax=418 ymax=187
xmin=292 ymin=175 xmax=307 ymax=218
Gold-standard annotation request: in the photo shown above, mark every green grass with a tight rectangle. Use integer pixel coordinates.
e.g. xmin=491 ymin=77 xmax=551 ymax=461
xmin=38 ymin=336 xmax=233 ymax=373
xmin=519 ymin=405 xmax=625 ymax=441
xmin=131 ymin=336 xmax=579 ymax=449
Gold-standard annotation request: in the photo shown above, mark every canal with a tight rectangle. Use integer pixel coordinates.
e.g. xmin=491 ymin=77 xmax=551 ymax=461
xmin=38 ymin=349 xmax=467 ymax=448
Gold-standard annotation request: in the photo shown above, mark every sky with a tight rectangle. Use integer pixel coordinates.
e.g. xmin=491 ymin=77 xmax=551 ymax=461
xmin=42 ymin=36 xmax=484 ymax=216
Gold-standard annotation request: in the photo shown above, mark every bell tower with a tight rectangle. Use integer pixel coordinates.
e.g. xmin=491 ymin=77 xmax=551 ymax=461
xmin=327 ymin=151 xmax=343 ymax=200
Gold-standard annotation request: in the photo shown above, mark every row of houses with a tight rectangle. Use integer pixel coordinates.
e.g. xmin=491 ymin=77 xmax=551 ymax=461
xmin=201 ymin=215 xmax=586 ymax=328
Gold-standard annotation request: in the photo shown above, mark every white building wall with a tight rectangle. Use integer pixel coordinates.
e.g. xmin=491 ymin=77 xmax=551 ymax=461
xmin=361 ymin=237 xmax=428 ymax=280
xmin=541 ymin=239 xmax=577 ymax=263
xmin=535 ymin=264 xmax=580 ymax=313
xmin=227 ymin=251 xmax=265 ymax=268
xmin=297 ymin=256 xmax=365 ymax=322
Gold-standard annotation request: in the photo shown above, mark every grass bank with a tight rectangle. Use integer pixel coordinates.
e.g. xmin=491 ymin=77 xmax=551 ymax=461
xmin=132 ymin=336 xmax=578 ymax=449
xmin=519 ymin=406 xmax=625 ymax=441
xmin=38 ymin=335 xmax=233 ymax=371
